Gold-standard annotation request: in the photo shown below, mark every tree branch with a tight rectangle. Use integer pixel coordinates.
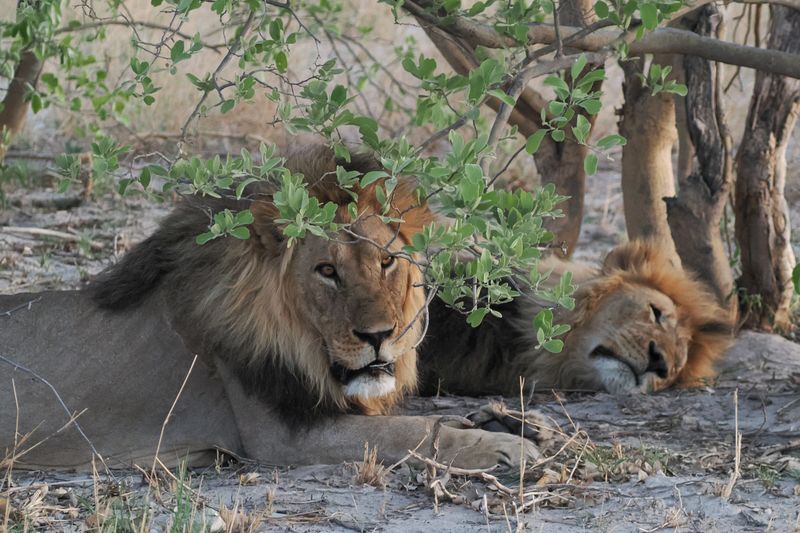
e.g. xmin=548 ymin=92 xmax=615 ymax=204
xmin=54 ymin=20 xmax=225 ymax=50
xmin=737 ymin=0 xmax=800 ymax=9
xmin=532 ymin=25 xmax=800 ymax=79
xmin=409 ymin=0 xmax=800 ymax=78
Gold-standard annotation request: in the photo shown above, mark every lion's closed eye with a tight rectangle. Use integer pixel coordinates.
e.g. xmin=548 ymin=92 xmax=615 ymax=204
xmin=650 ymin=304 xmax=663 ymax=324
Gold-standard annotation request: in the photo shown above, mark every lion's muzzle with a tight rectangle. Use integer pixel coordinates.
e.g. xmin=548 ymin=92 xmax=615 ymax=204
xmin=589 ymin=341 xmax=671 ymax=393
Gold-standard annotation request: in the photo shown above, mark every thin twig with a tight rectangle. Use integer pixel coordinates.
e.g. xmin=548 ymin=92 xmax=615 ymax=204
xmin=0 ymin=354 xmax=103 ymax=463
xmin=178 ymin=10 xmax=257 ymax=151
xmin=0 ymin=297 xmax=42 ymax=318
xmin=150 ymin=354 xmax=198 ymax=482
xmin=720 ymin=389 xmax=741 ymax=500
xmin=1 ymin=226 xmax=104 ymax=251
xmin=552 ymin=0 xmax=564 ymax=59
xmin=54 ymin=20 xmax=225 ymax=51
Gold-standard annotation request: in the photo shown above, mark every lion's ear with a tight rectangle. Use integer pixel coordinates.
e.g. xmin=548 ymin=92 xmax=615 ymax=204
xmin=601 ymin=240 xmax=679 ymax=274
xmin=387 ymin=178 xmax=435 ymax=239
xmin=251 ymin=198 xmax=285 ymax=255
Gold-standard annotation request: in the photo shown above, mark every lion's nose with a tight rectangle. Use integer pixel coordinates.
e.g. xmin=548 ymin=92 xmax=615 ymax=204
xmin=353 ymin=327 xmax=394 ymax=352
xmin=647 ymin=340 xmax=669 ymax=378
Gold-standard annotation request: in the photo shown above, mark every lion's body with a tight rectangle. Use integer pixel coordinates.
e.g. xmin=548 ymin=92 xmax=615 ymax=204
xmin=0 ymin=290 xmax=240 ymax=469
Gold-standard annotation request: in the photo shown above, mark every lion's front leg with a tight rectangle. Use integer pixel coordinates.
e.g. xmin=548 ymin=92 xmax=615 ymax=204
xmin=239 ymin=410 xmax=542 ymax=470
xmin=218 ymin=362 xmax=540 ymax=469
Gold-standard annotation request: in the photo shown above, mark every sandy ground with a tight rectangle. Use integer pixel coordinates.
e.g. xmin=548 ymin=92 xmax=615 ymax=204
xmin=1 ymin=167 xmax=799 ymax=531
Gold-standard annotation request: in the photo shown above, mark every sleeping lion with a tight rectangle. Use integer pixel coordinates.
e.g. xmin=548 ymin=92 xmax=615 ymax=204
xmin=0 ymin=146 xmax=732 ymax=471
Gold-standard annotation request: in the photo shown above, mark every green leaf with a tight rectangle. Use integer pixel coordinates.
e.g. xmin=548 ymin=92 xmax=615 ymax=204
xmin=236 ymin=209 xmax=254 ymax=225
xmin=640 ymin=3 xmax=658 ymax=30
xmin=578 ymin=99 xmax=602 ymax=115
xmin=666 ymin=82 xmax=688 ymax=96
xmin=460 ymin=164 xmax=484 ymax=203
xmin=331 ymin=84 xmax=347 ymax=105
xmin=467 ymin=307 xmax=490 ymax=327
xmin=572 ymin=114 xmax=591 ymax=144
xmin=534 ymin=309 xmax=553 ymax=330
xmin=229 ymin=226 xmax=251 ymax=240
xmin=220 ymin=99 xmax=235 ymax=113
xmin=584 ymin=153 xmax=598 ymax=176
xmin=170 ymin=40 xmax=191 ymax=64
xmin=275 ymin=51 xmax=288 ymax=73
xmin=487 ymin=89 xmax=516 ymax=107
xmin=571 ymin=54 xmax=588 ymax=80
xmin=597 ymin=134 xmax=627 ymax=150
xmin=118 ymin=178 xmax=133 ymax=195
xmin=793 ymin=264 xmax=800 ymax=294
xmin=525 ymin=129 xmax=547 ymax=155
xmin=544 ymin=75 xmax=569 ymax=95
xmin=196 ymin=232 xmax=217 ymax=245
xmin=548 ymin=101 xmax=567 ymax=116
xmin=542 ymin=339 xmax=564 ymax=353
xmin=551 ymin=129 xmax=566 ymax=142
xmin=361 ymin=170 xmax=388 ymax=187
xmin=269 ymin=18 xmax=283 ymax=41
xmin=30 ymin=93 xmax=42 ymax=113
xmin=139 ymin=167 xmax=151 ymax=189
xmin=594 ymin=0 xmax=609 ymax=18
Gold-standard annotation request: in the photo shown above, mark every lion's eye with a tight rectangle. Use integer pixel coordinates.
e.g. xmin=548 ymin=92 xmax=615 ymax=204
xmin=316 ymin=263 xmax=338 ymax=279
xmin=381 ymin=255 xmax=395 ymax=269
xmin=650 ymin=304 xmax=663 ymax=324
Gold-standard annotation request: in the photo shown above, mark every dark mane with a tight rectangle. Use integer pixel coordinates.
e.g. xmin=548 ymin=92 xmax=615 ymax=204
xmin=87 ymin=195 xmax=244 ymax=310
xmin=88 ymin=149 xmax=383 ymax=311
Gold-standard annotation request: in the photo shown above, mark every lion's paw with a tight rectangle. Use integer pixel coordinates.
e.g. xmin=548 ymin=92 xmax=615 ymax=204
xmin=466 ymin=402 xmax=556 ymax=446
xmin=434 ymin=425 xmax=540 ymax=470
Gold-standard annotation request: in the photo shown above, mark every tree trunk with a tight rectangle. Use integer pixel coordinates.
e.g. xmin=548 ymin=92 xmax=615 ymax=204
xmin=407 ymin=0 xmax=598 ymax=256
xmin=535 ymin=0 xmax=596 ymax=257
xmin=618 ymin=54 xmax=680 ymax=266
xmin=0 ymin=1 xmax=45 ymax=161
xmin=664 ymin=4 xmax=736 ymax=313
xmin=734 ymin=5 xmax=800 ymax=331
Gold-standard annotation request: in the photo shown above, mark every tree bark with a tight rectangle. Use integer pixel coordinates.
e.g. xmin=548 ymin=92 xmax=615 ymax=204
xmin=618 ymin=54 xmax=680 ymax=265
xmin=734 ymin=5 xmax=800 ymax=330
xmin=664 ymin=4 xmax=736 ymax=313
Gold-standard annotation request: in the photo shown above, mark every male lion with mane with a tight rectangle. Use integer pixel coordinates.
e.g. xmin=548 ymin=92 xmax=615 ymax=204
xmin=0 ymin=145 xmax=732 ymax=471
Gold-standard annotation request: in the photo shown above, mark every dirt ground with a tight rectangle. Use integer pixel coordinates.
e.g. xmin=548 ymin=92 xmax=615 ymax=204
xmin=1 ymin=165 xmax=800 ymax=532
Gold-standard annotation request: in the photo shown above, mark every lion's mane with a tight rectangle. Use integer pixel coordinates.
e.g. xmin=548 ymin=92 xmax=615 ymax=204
xmin=89 ymin=148 xmax=432 ymax=422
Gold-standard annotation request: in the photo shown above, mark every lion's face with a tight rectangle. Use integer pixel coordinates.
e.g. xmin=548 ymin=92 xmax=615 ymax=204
xmin=560 ymin=283 xmax=690 ymax=393
xmin=244 ymin=156 xmax=433 ymax=412
xmin=288 ymin=216 xmax=425 ymax=400
xmin=530 ymin=242 xmax=732 ymax=394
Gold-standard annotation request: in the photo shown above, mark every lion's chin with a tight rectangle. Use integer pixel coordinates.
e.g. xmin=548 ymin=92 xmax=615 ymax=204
xmin=343 ymin=374 xmax=397 ymax=398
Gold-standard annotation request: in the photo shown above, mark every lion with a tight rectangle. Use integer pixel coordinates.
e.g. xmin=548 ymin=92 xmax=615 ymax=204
xmin=0 ymin=146 xmax=541 ymax=471
xmin=419 ymin=241 xmax=734 ymax=396
xmin=0 ymin=146 xmax=733 ymax=472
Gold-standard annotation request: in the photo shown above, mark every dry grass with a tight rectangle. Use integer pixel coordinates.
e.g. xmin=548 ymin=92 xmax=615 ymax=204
xmin=350 ymin=443 xmax=389 ymax=489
